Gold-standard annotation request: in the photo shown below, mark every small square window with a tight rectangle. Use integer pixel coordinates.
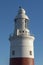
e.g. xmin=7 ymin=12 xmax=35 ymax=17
xmin=19 ymin=31 xmax=21 ymax=33
xmin=30 ymin=51 xmax=32 ymax=55
xmin=22 ymin=31 xmax=24 ymax=33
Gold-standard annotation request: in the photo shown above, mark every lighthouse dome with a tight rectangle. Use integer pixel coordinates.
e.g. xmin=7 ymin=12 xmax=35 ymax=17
xmin=15 ymin=7 xmax=29 ymax=20
xmin=18 ymin=7 xmax=26 ymax=14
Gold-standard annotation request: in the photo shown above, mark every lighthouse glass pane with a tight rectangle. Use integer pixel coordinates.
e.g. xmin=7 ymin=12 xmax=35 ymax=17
xmin=15 ymin=20 xmax=17 ymax=29
xmin=25 ymin=19 xmax=28 ymax=28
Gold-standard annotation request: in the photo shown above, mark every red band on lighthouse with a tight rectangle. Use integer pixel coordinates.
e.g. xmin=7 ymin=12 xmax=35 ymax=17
xmin=10 ymin=58 xmax=34 ymax=65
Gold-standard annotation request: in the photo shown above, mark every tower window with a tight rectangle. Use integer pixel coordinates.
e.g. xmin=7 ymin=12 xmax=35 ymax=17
xmin=25 ymin=31 xmax=27 ymax=33
xmin=22 ymin=31 xmax=24 ymax=33
xmin=12 ymin=50 xmax=15 ymax=55
xmin=30 ymin=51 xmax=32 ymax=55
xmin=19 ymin=30 xmax=21 ymax=33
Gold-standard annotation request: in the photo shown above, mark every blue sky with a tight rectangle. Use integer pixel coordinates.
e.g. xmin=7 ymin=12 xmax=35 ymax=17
xmin=0 ymin=0 xmax=43 ymax=65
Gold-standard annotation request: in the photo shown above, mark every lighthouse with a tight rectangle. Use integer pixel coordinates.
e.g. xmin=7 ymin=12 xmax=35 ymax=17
xmin=9 ymin=7 xmax=35 ymax=65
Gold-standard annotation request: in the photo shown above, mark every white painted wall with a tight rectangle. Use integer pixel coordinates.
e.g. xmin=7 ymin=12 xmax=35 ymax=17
xmin=10 ymin=36 xmax=34 ymax=58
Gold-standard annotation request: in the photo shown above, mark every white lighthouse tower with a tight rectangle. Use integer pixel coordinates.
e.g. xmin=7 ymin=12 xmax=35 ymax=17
xmin=9 ymin=7 xmax=35 ymax=65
